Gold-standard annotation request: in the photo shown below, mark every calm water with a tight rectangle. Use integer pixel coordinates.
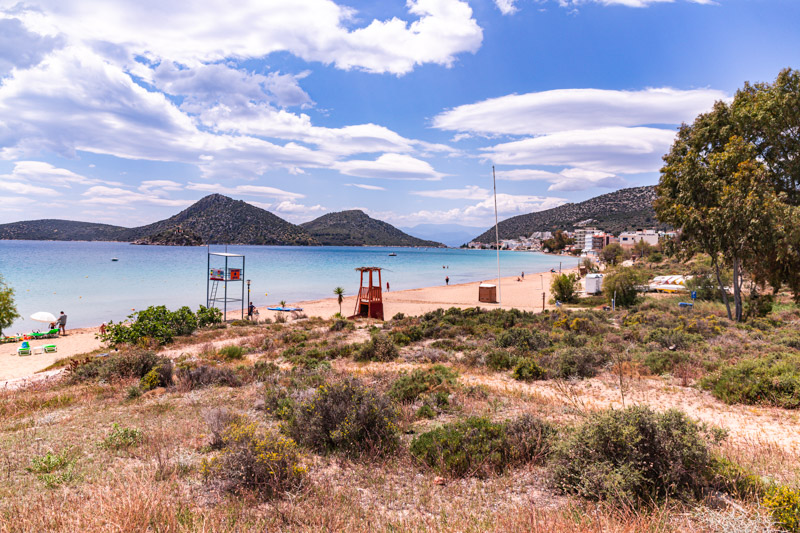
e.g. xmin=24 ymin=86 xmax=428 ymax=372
xmin=0 ymin=241 xmax=574 ymax=333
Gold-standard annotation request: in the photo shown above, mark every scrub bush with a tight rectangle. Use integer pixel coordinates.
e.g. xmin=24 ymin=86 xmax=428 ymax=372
xmin=217 ymin=345 xmax=246 ymax=360
xmin=286 ymin=378 xmax=400 ymax=457
xmin=486 ymin=349 xmax=515 ymax=371
xmin=603 ymin=268 xmax=647 ymax=308
xmin=201 ymin=420 xmax=306 ymax=500
xmin=541 ymin=347 xmax=605 ymax=379
xmin=511 ymin=358 xmax=546 ymax=381
xmin=700 ymin=354 xmax=800 ymax=408
xmin=355 ymin=332 xmax=399 ymax=362
xmin=505 ymin=414 xmax=555 ymax=465
xmin=496 ymin=327 xmax=550 ymax=351
xmin=551 ymin=273 xmax=580 ymax=304
xmin=549 ymin=406 xmax=713 ymax=507
xmin=764 ymin=485 xmax=800 ymax=532
xmin=389 ymin=365 xmax=458 ymax=403
xmin=100 ymin=423 xmax=143 ymax=450
xmin=175 ymin=365 xmax=242 ymax=391
xmin=101 ymin=305 xmax=222 ymax=346
xmin=68 ymin=350 xmax=171 ymax=384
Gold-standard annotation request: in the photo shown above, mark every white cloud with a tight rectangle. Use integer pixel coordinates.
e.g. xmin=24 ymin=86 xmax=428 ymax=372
xmin=0 ymin=179 xmax=55 ymax=196
xmin=0 ymin=17 xmax=63 ymax=75
xmin=80 ymin=186 xmax=191 ymax=206
xmin=485 ymin=126 xmax=676 ymax=174
xmin=494 ymin=167 xmax=625 ymax=191
xmin=186 ymin=182 xmax=304 ymax=199
xmin=494 ymin=0 xmax=519 ymax=14
xmin=248 ymin=199 xmax=326 ymax=222
xmin=335 ymin=153 xmax=446 ymax=180
xmin=138 ymin=180 xmax=183 ymax=193
xmin=411 ymin=185 xmax=489 ymax=200
xmin=433 ymin=87 xmax=726 ymax=136
xmin=9 ymin=0 xmax=483 ymax=75
xmin=346 ymin=183 xmax=386 ymax=191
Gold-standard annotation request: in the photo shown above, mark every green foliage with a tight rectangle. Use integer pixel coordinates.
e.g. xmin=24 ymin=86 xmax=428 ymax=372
xmin=764 ymin=485 xmax=800 ymax=532
xmin=603 ymin=268 xmax=646 ymax=308
xmin=541 ymin=230 xmax=573 ymax=253
xmin=389 ymin=365 xmax=458 ymax=403
xmin=329 ymin=318 xmax=354 ymax=332
xmin=486 ymin=349 xmax=515 ymax=371
xmin=26 ymin=450 xmax=78 ymax=488
xmin=217 ymin=345 xmax=245 ymax=360
xmin=410 ymin=415 xmax=554 ymax=478
xmin=201 ymin=420 xmax=306 ymax=499
xmin=541 ymin=347 xmax=606 ymax=379
xmin=551 ymin=273 xmax=580 ymax=304
xmin=139 ymin=363 xmax=172 ymax=391
xmin=647 ymin=251 xmax=663 ymax=263
xmin=496 ymin=327 xmax=549 ymax=351
xmin=512 ymin=358 xmax=546 ymax=381
xmin=643 ymin=350 xmax=689 ymax=375
xmin=355 ymin=332 xmax=399 ymax=362
xmin=100 ymin=423 xmax=143 ymax=450
xmin=0 ymin=274 xmax=20 ymax=337
xmin=708 ymin=455 xmax=766 ymax=500
xmin=549 ymin=406 xmax=713 ymax=507
xmin=410 ymin=417 xmax=507 ymax=478
xmin=600 ymin=243 xmax=625 ymax=266
xmin=333 ymin=286 xmax=345 ymax=315
xmin=700 ymin=353 xmax=800 ymax=408
xmin=286 ymin=378 xmax=400 ymax=457
xmin=101 ymin=305 xmax=221 ymax=347
xmin=69 ymin=350 xmax=172 ymax=384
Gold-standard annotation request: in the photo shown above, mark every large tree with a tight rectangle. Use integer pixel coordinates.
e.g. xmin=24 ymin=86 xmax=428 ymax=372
xmin=655 ymin=69 xmax=800 ymax=321
xmin=0 ymin=274 xmax=20 ymax=336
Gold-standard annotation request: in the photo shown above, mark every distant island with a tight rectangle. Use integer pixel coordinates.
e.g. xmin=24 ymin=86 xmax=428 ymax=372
xmin=0 ymin=194 xmax=446 ymax=248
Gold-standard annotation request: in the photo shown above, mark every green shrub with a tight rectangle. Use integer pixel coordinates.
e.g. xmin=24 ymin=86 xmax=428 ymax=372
xmin=100 ymin=423 xmax=143 ymax=450
xmin=416 ymin=404 xmax=436 ymax=419
xmin=551 ymin=273 xmax=580 ymax=304
xmin=700 ymin=354 xmax=800 ymax=408
xmin=603 ymin=268 xmax=647 ymax=308
xmin=708 ymin=455 xmax=766 ymax=500
xmin=549 ymin=406 xmax=713 ymax=507
xmin=496 ymin=327 xmax=550 ymax=351
xmin=201 ymin=420 xmax=306 ymax=500
xmin=286 ymin=378 xmax=400 ymax=456
xmin=69 ymin=350 xmax=171 ymax=384
xmin=486 ymin=349 xmax=515 ymax=371
xmin=541 ymin=347 xmax=605 ymax=379
xmin=196 ymin=305 xmax=223 ymax=328
xmin=410 ymin=417 xmax=507 ymax=478
xmin=389 ymin=364 xmax=458 ymax=403
xmin=26 ymin=450 xmax=78 ymax=488
xmin=330 ymin=319 xmax=354 ymax=332
xmin=139 ymin=362 xmax=173 ymax=391
xmin=217 ymin=345 xmax=245 ymax=360
xmin=203 ymin=408 xmax=247 ymax=449
xmin=512 ymin=358 xmax=546 ymax=381
xmin=505 ymin=414 xmax=555 ymax=465
xmin=764 ymin=485 xmax=800 ymax=532
xmin=355 ymin=332 xmax=399 ymax=362
xmin=643 ymin=350 xmax=689 ymax=375
xmin=645 ymin=328 xmax=703 ymax=350
xmin=176 ymin=365 xmax=242 ymax=391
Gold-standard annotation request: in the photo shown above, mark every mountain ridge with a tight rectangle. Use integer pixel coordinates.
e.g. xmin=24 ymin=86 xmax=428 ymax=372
xmin=301 ymin=210 xmax=445 ymax=247
xmin=471 ymin=186 xmax=665 ymax=243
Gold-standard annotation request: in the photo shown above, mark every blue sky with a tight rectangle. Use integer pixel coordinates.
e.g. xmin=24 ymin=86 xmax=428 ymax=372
xmin=0 ymin=0 xmax=798 ymax=229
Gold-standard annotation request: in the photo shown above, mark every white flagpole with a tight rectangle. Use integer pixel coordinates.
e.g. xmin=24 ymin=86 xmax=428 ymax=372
xmin=493 ymin=166 xmax=501 ymax=307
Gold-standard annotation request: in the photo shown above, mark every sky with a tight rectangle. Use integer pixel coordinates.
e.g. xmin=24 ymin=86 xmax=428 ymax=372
xmin=0 ymin=0 xmax=798 ymax=230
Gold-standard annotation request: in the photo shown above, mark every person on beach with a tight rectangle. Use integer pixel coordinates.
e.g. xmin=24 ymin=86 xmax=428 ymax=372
xmin=521 ymin=271 xmax=525 ymax=280
xmin=445 ymin=276 xmax=449 ymax=285
xmin=386 ymin=282 xmax=390 ymax=292
xmin=56 ymin=311 xmax=67 ymax=335
xmin=248 ymin=301 xmax=255 ymax=320
xmin=99 ymin=323 xmax=106 ymax=335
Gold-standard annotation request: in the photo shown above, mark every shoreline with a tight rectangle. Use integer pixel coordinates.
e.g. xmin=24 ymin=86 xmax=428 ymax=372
xmin=1 ymin=267 xmax=577 ymax=386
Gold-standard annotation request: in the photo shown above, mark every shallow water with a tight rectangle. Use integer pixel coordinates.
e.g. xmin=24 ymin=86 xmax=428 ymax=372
xmin=0 ymin=241 xmax=575 ymax=332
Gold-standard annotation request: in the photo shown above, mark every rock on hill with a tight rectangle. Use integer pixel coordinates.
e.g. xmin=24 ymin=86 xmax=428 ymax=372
xmin=301 ymin=210 xmax=445 ymax=247
xmin=0 ymin=194 xmax=318 ymax=246
xmin=130 ymin=194 xmax=318 ymax=245
xmin=472 ymin=186 xmax=665 ymax=243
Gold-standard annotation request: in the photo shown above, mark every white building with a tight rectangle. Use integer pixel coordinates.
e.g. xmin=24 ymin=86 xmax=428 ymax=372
xmin=619 ymin=230 xmax=659 ymax=249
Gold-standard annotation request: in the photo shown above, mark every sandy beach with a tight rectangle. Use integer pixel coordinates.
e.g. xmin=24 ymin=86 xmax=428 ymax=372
xmin=1 ymin=268 xmax=575 ymax=385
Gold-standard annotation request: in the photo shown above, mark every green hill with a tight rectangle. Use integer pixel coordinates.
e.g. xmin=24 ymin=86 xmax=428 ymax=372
xmin=0 ymin=219 xmax=131 ymax=241
xmin=471 ymin=186 xmax=666 ymax=243
xmin=301 ymin=210 xmax=445 ymax=247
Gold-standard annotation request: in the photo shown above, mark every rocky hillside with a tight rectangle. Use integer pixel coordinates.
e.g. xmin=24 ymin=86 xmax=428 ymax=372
xmin=131 ymin=227 xmax=204 ymax=246
xmin=472 ymin=186 xmax=665 ymax=243
xmin=301 ymin=210 xmax=445 ymax=247
xmin=0 ymin=219 xmax=131 ymax=241
xmin=130 ymin=194 xmax=318 ymax=245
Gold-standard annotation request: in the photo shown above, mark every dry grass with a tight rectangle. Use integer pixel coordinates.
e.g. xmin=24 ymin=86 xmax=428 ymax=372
xmin=0 ymin=312 xmax=796 ymax=532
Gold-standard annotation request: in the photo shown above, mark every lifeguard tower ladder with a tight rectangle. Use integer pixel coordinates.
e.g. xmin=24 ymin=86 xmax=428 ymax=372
xmin=207 ymin=252 xmax=245 ymax=321
xmin=350 ymin=267 xmax=384 ymax=321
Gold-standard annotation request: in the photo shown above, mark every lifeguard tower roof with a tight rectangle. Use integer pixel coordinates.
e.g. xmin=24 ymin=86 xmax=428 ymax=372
xmin=210 ymin=252 xmax=244 ymax=257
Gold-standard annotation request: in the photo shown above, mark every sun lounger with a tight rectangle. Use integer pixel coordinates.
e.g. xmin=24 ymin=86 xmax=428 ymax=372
xmin=43 ymin=328 xmax=60 ymax=339
xmin=267 ymin=306 xmax=304 ymax=312
xmin=18 ymin=341 xmax=31 ymax=356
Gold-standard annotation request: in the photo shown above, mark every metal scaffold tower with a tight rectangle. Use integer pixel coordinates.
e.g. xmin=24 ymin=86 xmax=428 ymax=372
xmin=207 ymin=252 xmax=245 ymax=321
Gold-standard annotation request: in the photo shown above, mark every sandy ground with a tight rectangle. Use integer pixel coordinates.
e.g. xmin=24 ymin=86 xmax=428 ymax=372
xmin=1 ymin=269 xmax=573 ymax=385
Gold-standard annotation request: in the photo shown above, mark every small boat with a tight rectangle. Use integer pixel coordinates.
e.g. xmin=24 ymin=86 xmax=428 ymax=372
xmin=111 ymin=258 xmax=119 ymax=262
xmin=388 ymin=252 xmax=397 ymax=256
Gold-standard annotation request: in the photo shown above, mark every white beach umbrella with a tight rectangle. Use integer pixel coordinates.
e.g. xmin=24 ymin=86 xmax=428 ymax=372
xmin=30 ymin=311 xmax=57 ymax=323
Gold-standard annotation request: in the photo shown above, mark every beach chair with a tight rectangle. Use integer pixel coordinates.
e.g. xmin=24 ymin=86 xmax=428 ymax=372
xmin=43 ymin=344 xmax=57 ymax=353
xmin=18 ymin=341 xmax=31 ymax=356
xmin=44 ymin=328 xmax=60 ymax=339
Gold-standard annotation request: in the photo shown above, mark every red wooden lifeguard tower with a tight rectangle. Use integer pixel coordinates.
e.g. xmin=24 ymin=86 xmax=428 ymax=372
xmin=350 ymin=267 xmax=384 ymax=320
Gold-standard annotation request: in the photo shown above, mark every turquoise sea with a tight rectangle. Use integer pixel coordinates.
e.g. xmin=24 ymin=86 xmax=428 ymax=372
xmin=0 ymin=241 xmax=575 ymax=333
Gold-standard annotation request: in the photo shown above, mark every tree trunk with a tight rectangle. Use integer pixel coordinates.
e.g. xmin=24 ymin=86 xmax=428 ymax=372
xmin=713 ymin=258 xmax=732 ymax=320
xmin=732 ymin=257 xmax=743 ymax=322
